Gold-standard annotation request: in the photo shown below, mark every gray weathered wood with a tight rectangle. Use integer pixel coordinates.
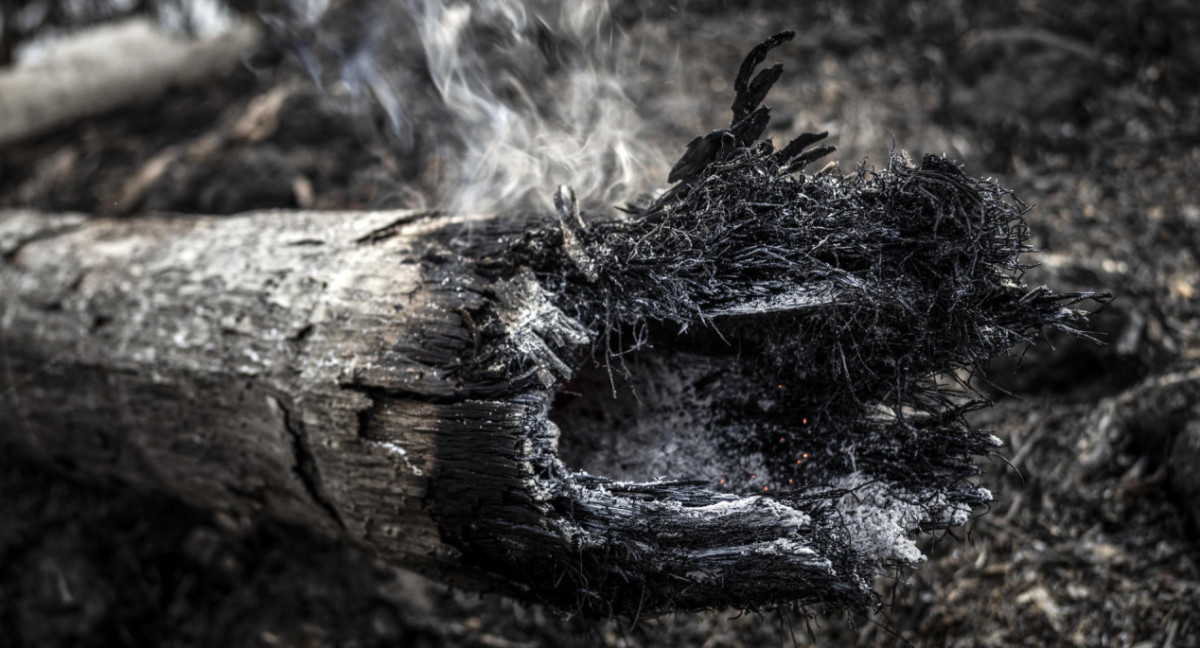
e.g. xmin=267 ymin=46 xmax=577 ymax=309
xmin=0 ymin=208 xmax=478 ymax=579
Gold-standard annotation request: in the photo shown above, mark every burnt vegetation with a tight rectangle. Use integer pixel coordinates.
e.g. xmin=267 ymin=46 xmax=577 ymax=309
xmin=445 ymin=31 xmax=1110 ymax=618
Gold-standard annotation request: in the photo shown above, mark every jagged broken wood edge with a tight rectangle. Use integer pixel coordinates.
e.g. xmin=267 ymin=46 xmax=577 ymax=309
xmin=460 ymin=31 xmax=1110 ymax=616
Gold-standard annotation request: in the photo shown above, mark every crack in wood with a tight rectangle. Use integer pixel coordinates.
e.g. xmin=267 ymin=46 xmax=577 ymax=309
xmin=0 ymin=212 xmax=88 ymax=262
xmin=354 ymin=211 xmax=441 ymax=245
xmin=345 ymin=383 xmax=463 ymax=410
xmin=274 ymin=395 xmax=347 ymax=532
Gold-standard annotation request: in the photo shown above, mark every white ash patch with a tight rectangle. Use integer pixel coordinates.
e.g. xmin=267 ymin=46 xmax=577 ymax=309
xmin=491 ymin=267 xmax=591 ymax=387
xmin=827 ymin=473 xmax=980 ymax=564
xmin=368 ymin=440 xmax=424 ymax=476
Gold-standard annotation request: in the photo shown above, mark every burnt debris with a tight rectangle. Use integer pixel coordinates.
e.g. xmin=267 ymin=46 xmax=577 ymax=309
xmin=430 ymin=31 xmax=1108 ymax=619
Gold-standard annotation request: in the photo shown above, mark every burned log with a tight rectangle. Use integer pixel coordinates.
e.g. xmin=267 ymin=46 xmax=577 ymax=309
xmin=0 ymin=33 xmax=1106 ymax=618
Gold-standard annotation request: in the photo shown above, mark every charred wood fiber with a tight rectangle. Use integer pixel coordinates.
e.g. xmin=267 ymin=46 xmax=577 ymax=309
xmin=0 ymin=32 xmax=1107 ymax=619
xmin=455 ymin=31 xmax=1107 ymax=616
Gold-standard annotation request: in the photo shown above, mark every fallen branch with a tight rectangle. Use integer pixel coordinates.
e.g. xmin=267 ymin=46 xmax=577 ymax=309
xmin=0 ymin=17 xmax=260 ymax=147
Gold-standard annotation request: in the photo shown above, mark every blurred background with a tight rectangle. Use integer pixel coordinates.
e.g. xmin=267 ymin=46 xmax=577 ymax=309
xmin=1 ymin=1 xmax=1198 ymax=645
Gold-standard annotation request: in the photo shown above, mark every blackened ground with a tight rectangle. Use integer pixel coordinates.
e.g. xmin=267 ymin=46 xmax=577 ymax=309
xmin=3 ymin=0 xmax=1200 ymax=646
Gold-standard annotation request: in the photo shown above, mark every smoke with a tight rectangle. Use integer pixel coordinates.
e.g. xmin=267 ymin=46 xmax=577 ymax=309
xmin=15 ymin=0 xmax=671 ymax=213
xmin=267 ymin=0 xmax=669 ymax=215
xmin=154 ymin=0 xmax=235 ymax=37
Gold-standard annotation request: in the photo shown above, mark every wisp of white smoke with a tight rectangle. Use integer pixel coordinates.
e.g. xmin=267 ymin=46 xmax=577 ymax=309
xmin=271 ymin=0 xmax=669 ymax=215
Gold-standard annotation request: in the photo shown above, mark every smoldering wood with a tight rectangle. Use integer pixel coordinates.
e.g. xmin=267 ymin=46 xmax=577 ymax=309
xmin=0 ymin=198 xmax=1103 ymax=620
xmin=0 ymin=208 xmax=853 ymax=615
xmin=0 ymin=17 xmax=260 ymax=147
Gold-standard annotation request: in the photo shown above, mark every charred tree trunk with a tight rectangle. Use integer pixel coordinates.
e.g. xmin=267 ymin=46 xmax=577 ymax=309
xmin=0 ymin=207 xmax=858 ymax=615
xmin=0 ymin=195 xmax=1097 ymax=620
